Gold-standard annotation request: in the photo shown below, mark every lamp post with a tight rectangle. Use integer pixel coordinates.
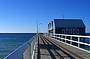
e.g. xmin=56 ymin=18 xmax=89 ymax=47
xmin=37 ymin=20 xmax=40 ymax=59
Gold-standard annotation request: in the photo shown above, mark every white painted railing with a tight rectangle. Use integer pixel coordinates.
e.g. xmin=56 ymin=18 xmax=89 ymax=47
xmin=4 ymin=34 xmax=37 ymax=59
xmin=53 ymin=34 xmax=90 ymax=53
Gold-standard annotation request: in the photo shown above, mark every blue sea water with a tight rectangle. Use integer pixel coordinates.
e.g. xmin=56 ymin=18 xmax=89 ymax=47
xmin=0 ymin=33 xmax=36 ymax=59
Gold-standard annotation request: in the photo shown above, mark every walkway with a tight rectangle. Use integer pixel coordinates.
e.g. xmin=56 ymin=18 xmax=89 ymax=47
xmin=34 ymin=35 xmax=75 ymax=59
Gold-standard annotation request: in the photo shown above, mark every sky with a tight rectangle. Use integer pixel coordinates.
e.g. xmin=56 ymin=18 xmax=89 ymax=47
xmin=0 ymin=0 xmax=90 ymax=33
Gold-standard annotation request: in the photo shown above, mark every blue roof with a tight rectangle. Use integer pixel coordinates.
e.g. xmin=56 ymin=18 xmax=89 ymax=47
xmin=54 ymin=19 xmax=85 ymax=28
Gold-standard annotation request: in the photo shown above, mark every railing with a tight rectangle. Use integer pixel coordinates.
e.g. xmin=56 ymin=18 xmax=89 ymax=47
xmin=4 ymin=34 xmax=37 ymax=59
xmin=53 ymin=34 xmax=90 ymax=53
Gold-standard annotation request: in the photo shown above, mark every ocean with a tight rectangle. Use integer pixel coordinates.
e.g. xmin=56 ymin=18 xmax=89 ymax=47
xmin=0 ymin=33 xmax=36 ymax=59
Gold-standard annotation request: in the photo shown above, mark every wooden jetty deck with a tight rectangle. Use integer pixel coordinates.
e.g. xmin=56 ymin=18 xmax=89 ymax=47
xmin=34 ymin=35 xmax=90 ymax=59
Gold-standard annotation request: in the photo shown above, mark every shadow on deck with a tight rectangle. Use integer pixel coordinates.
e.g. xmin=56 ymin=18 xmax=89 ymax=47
xmin=38 ymin=36 xmax=74 ymax=59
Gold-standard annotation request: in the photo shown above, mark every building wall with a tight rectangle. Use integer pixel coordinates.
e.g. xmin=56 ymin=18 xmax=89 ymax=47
xmin=55 ymin=27 xmax=85 ymax=35
xmin=48 ymin=21 xmax=53 ymax=36
xmin=48 ymin=20 xmax=85 ymax=36
xmin=79 ymin=27 xmax=85 ymax=35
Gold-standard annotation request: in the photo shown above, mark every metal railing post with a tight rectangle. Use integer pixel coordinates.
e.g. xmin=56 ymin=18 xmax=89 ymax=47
xmin=65 ymin=36 xmax=67 ymax=43
xmin=78 ymin=37 xmax=80 ymax=48
xmin=70 ymin=36 xmax=72 ymax=45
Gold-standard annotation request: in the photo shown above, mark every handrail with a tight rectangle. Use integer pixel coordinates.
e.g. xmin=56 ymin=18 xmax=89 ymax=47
xmin=4 ymin=34 xmax=37 ymax=59
xmin=55 ymin=34 xmax=90 ymax=38
xmin=53 ymin=34 xmax=90 ymax=53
